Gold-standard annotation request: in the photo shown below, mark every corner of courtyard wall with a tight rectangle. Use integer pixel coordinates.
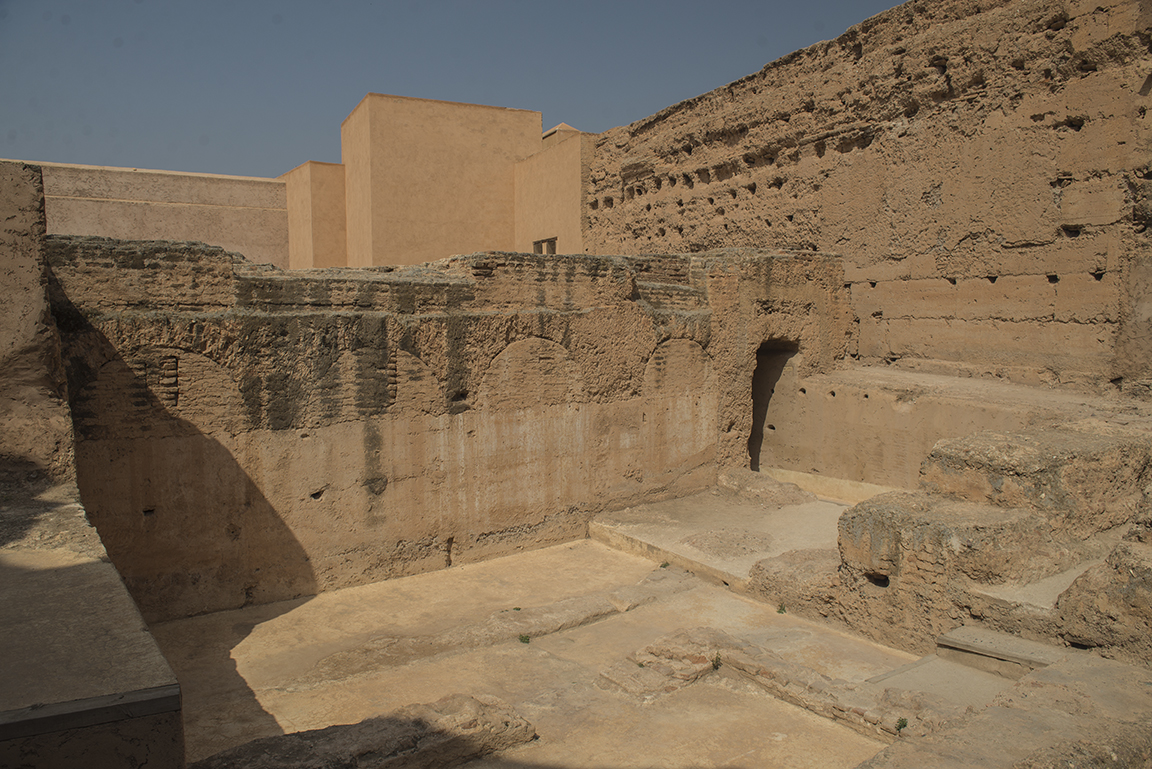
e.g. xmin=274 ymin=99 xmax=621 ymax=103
xmin=0 ymin=160 xmax=185 ymax=768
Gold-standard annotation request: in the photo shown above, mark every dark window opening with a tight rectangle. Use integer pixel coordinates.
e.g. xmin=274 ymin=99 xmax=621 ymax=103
xmin=748 ymin=341 xmax=798 ymax=471
xmin=533 ymin=238 xmax=558 ymax=255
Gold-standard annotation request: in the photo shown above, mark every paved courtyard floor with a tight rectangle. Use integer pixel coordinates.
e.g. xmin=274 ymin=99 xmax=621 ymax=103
xmin=153 ymin=535 xmax=1018 ymax=768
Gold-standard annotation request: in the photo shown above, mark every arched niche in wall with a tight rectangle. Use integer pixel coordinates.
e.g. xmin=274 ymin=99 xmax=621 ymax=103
xmin=475 ymin=337 xmax=584 ymax=411
xmin=453 ymin=337 xmax=588 ymax=533
xmin=73 ymin=346 xmax=244 ymax=441
xmin=641 ymin=338 xmax=718 ymax=481
xmin=73 ymin=346 xmax=315 ymax=621
xmin=298 ymin=347 xmax=444 ymax=424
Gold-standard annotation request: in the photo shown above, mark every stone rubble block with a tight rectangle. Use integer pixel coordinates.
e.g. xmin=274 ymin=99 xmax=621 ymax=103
xmin=597 ymin=660 xmax=692 ymax=698
xmin=920 ymin=429 xmax=1152 ymax=537
xmin=597 ymin=626 xmax=739 ymax=699
xmin=189 ymin=694 xmax=535 ymax=769
xmin=837 ymin=491 xmax=1081 ymax=586
xmin=1056 ymin=540 xmax=1152 ymax=658
xmin=747 ymin=548 xmax=842 ymax=614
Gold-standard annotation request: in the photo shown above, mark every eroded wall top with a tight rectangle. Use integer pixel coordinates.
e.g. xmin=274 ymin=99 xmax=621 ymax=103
xmin=46 ymin=235 xmax=850 ymax=619
xmin=0 ymin=162 xmax=74 ymax=487
xmin=583 ymin=0 xmax=1152 ymax=390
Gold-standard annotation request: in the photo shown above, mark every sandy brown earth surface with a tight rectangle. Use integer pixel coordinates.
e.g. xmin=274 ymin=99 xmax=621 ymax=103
xmin=154 ymin=540 xmax=926 ymax=767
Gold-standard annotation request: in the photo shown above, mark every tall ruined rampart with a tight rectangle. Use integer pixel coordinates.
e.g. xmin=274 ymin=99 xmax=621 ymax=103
xmin=586 ymin=0 xmax=1152 ymax=390
xmin=46 ymin=236 xmax=850 ymax=620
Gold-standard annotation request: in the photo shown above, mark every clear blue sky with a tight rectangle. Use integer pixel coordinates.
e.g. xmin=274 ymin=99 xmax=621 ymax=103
xmin=1 ymin=0 xmax=899 ymax=179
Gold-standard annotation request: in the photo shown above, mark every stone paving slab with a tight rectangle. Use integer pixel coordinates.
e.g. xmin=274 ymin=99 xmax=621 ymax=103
xmin=146 ymin=535 xmax=1152 ymax=769
xmin=937 ymin=626 xmax=1071 ymax=674
xmin=590 ymin=485 xmax=847 ymax=589
xmin=154 ymin=540 xmax=914 ymax=766
xmin=860 ymin=654 xmax=1152 ymax=768
xmin=866 ymin=655 xmax=1014 ymax=709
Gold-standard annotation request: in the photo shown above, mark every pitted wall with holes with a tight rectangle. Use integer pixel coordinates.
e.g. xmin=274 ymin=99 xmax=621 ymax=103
xmin=583 ymin=0 xmax=1152 ymax=391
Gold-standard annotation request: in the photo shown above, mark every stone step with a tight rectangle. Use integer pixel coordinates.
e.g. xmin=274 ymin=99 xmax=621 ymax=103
xmin=935 ymin=626 xmax=1071 ymax=680
xmin=919 ymin=428 xmax=1152 ymax=538
xmin=0 ymin=548 xmax=183 ymax=767
xmin=589 ymin=518 xmax=749 ymax=591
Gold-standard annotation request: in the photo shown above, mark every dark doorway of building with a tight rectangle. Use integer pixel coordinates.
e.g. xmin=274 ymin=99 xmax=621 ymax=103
xmin=748 ymin=341 xmax=798 ymax=471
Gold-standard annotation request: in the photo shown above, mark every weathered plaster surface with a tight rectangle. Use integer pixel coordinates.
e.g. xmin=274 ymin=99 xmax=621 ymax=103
xmin=583 ymin=0 xmax=1152 ymax=389
xmin=46 ymin=237 xmax=850 ymax=620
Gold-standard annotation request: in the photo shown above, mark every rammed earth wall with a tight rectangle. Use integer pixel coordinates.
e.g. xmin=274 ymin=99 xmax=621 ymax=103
xmin=45 ymin=236 xmax=850 ymax=620
xmin=584 ymin=0 xmax=1152 ymax=390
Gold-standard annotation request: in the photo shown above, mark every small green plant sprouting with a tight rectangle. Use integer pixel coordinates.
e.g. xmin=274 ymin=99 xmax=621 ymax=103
xmin=660 ymin=562 xmax=670 ymax=568
xmin=512 ymin=607 xmax=521 ymax=611
xmin=636 ymin=660 xmax=645 ymax=668
xmin=712 ymin=652 xmax=722 ymax=670
xmin=519 ymin=634 xmax=531 ymax=644
xmin=777 ymin=603 xmax=786 ymax=614
xmin=895 ymin=717 xmax=908 ymax=734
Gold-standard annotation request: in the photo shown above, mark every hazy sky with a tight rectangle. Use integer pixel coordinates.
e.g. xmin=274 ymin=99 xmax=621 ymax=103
xmin=0 ymin=0 xmax=899 ymax=179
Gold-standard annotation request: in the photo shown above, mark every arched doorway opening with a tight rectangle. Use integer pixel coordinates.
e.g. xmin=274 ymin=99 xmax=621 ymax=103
xmin=748 ymin=341 xmax=798 ymax=471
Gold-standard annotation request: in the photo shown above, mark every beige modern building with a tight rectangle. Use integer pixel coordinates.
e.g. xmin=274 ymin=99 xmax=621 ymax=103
xmin=35 ymin=162 xmax=290 ymax=267
xmin=339 ymin=94 xmax=541 ymax=267
xmin=10 ymin=93 xmax=593 ymax=271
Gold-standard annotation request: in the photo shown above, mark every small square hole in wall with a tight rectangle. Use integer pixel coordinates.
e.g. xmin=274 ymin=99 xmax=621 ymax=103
xmin=533 ymin=238 xmax=558 ymax=255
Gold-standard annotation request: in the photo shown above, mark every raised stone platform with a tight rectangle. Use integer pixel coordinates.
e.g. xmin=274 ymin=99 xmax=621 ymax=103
xmin=0 ymin=486 xmax=183 ymax=768
xmin=590 ymin=468 xmax=847 ymax=591
xmin=921 ymin=427 xmax=1152 ymax=538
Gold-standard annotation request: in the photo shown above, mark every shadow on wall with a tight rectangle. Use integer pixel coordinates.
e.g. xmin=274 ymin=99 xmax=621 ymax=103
xmin=49 ymin=286 xmax=318 ymax=751
xmin=52 ymin=297 xmax=318 ymax=621
xmin=66 ymin=347 xmax=317 ymax=620
xmin=748 ymin=341 xmax=798 ymax=472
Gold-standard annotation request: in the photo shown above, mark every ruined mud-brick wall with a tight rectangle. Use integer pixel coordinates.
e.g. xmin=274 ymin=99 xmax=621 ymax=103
xmin=0 ymin=164 xmax=186 ymax=769
xmin=46 ymin=236 xmax=850 ymax=621
xmin=0 ymin=163 xmax=73 ymax=490
xmin=585 ymin=0 xmax=1152 ymax=390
